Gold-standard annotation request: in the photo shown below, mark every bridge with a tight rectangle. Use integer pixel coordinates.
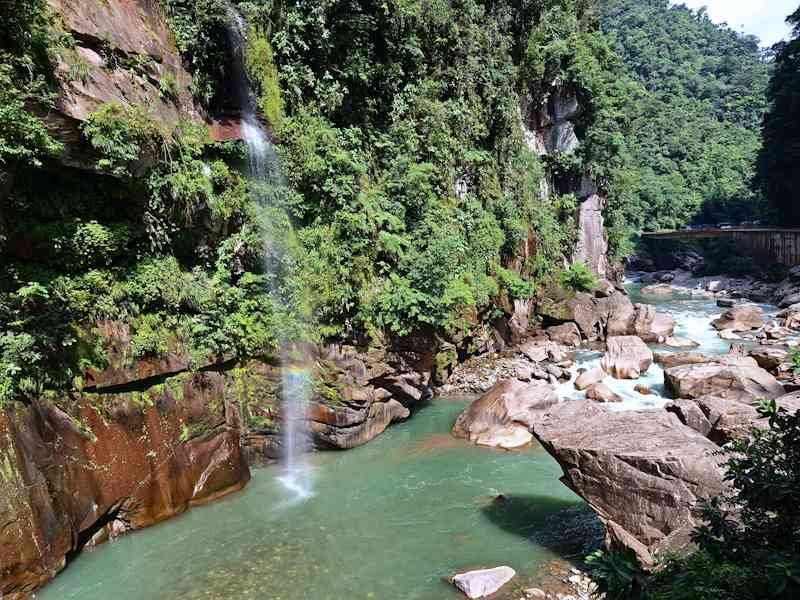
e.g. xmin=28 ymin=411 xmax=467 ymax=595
xmin=641 ymin=228 xmax=800 ymax=266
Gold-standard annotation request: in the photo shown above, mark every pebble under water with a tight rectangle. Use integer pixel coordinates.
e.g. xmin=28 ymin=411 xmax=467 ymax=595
xmin=36 ymin=399 xmax=599 ymax=600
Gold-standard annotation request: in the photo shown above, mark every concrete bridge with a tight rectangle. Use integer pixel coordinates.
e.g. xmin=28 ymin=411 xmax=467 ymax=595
xmin=641 ymin=228 xmax=800 ymax=266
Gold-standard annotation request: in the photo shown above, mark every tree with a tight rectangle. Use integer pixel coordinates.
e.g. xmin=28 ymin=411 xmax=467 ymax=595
xmin=757 ymin=7 xmax=800 ymax=225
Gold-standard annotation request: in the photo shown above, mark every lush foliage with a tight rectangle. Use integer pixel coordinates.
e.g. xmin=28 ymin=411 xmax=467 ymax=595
xmin=0 ymin=0 xmax=62 ymax=168
xmin=600 ymin=0 xmax=771 ymax=230
xmin=758 ymin=7 xmax=800 ymax=225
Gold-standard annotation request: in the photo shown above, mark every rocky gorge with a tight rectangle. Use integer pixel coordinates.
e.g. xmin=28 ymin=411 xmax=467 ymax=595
xmin=2 ymin=0 xmax=799 ymax=598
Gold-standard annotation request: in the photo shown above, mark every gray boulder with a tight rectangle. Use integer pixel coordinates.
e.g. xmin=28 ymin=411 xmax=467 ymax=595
xmin=712 ymin=304 xmax=764 ymax=332
xmin=451 ymin=566 xmax=516 ymax=599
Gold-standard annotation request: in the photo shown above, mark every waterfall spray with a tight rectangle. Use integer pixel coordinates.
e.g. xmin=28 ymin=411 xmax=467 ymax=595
xmin=226 ymin=13 xmax=313 ymax=500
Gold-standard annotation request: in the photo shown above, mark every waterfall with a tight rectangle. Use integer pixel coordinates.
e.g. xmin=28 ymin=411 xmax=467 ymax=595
xmin=226 ymin=13 xmax=313 ymax=500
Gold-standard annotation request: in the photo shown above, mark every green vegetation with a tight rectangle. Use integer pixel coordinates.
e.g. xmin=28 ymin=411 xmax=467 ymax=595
xmin=560 ymin=261 xmax=598 ymax=292
xmin=0 ymin=0 xmax=62 ymax=168
xmin=600 ymin=0 xmax=771 ymax=230
xmin=589 ymin=401 xmax=800 ymax=600
xmin=758 ymin=8 xmax=800 ymax=225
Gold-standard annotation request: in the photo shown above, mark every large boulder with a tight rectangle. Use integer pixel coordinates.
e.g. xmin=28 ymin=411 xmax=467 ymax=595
xmin=601 ymin=336 xmax=654 ymax=379
xmin=532 ymin=402 xmax=725 ymax=566
xmin=632 ymin=304 xmax=675 ymax=343
xmin=712 ymin=305 xmax=764 ymax=332
xmin=587 ymin=382 xmax=622 ymax=403
xmin=664 ymin=356 xmax=784 ymax=403
xmin=451 ymin=566 xmax=516 ymax=599
xmin=668 ymin=392 xmax=800 ymax=445
xmin=575 ymin=367 xmax=606 ymax=391
xmin=452 ymin=380 xmax=558 ymax=449
xmin=654 ymin=351 xmax=713 ymax=370
xmin=748 ymin=346 xmax=789 ymax=373
xmin=546 ymin=323 xmax=582 ymax=346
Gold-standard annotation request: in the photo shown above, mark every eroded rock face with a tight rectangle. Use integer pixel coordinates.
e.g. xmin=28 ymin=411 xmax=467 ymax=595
xmin=532 ymin=402 xmax=726 ymax=566
xmin=574 ymin=194 xmax=610 ymax=281
xmin=601 ymin=336 xmax=653 ymax=379
xmin=452 ymin=379 xmax=558 ymax=449
xmin=0 ymin=372 xmax=250 ymax=598
xmin=45 ymin=0 xmax=204 ymax=167
xmin=664 ymin=356 xmax=785 ymax=403
xmin=308 ymin=341 xmax=435 ymax=449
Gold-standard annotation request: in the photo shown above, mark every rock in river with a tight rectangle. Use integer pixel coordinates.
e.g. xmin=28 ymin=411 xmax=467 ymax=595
xmin=452 ymin=379 xmax=558 ymax=449
xmin=712 ymin=304 xmax=764 ymax=332
xmin=574 ymin=367 xmax=606 ymax=391
xmin=601 ymin=336 xmax=653 ymax=379
xmin=664 ymin=355 xmax=785 ymax=402
xmin=532 ymin=402 xmax=725 ymax=566
xmin=668 ymin=392 xmax=800 ymax=445
xmin=586 ymin=382 xmax=622 ymax=403
xmin=451 ymin=566 xmax=516 ymax=599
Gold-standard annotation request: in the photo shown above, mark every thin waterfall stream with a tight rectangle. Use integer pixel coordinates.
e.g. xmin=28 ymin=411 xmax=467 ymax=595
xmin=227 ymin=13 xmax=313 ymax=500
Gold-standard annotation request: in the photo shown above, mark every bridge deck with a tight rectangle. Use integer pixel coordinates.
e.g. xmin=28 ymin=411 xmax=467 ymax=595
xmin=642 ymin=228 xmax=799 ymax=239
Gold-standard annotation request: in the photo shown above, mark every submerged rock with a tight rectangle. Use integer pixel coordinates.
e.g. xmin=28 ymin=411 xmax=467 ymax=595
xmin=601 ymin=336 xmax=654 ymax=379
xmin=452 ymin=379 xmax=558 ymax=449
xmin=532 ymin=402 xmax=725 ymax=566
xmin=451 ymin=566 xmax=516 ymax=599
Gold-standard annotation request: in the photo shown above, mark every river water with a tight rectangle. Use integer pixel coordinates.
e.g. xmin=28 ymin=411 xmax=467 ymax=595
xmin=36 ymin=285 xmax=768 ymax=600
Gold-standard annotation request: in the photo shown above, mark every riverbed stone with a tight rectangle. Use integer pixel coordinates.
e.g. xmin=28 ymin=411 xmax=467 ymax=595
xmin=712 ymin=304 xmax=764 ymax=332
xmin=665 ymin=336 xmax=699 ymax=349
xmin=654 ymin=351 xmax=713 ymax=369
xmin=574 ymin=367 xmax=606 ymax=390
xmin=664 ymin=356 xmax=785 ymax=402
xmin=452 ymin=566 xmax=516 ymax=598
xmin=748 ymin=346 xmax=789 ymax=372
xmin=546 ymin=323 xmax=583 ymax=346
xmin=452 ymin=379 xmax=558 ymax=449
xmin=586 ymin=382 xmax=622 ymax=403
xmin=601 ymin=336 xmax=653 ymax=379
xmin=531 ymin=402 xmax=725 ymax=566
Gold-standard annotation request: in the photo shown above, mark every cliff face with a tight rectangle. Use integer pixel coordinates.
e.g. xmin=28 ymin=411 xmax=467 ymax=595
xmin=42 ymin=0 xmax=204 ymax=167
xmin=521 ymin=91 xmax=613 ymax=283
xmin=0 ymin=371 xmax=250 ymax=599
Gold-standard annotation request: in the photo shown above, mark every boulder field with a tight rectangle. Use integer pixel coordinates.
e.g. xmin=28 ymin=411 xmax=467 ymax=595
xmin=452 ymin=340 xmax=796 ymax=568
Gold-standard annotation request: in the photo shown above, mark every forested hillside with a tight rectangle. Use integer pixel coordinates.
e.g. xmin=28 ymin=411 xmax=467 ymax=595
xmin=758 ymin=8 xmax=800 ymax=225
xmin=0 ymin=0 xmax=621 ymax=405
xmin=600 ymin=0 xmax=771 ymax=230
